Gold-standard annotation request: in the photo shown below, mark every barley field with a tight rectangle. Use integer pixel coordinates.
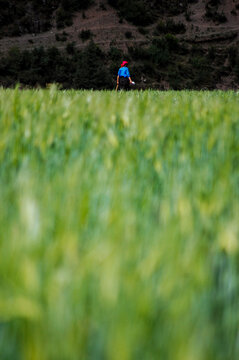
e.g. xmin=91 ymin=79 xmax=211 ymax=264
xmin=0 ymin=87 xmax=239 ymax=360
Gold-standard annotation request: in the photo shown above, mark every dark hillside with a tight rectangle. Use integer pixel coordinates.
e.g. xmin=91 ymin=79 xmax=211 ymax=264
xmin=0 ymin=0 xmax=93 ymax=36
xmin=0 ymin=0 xmax=191 ymax=36
xmin=0 ymin=0 xmax=239 ymax=89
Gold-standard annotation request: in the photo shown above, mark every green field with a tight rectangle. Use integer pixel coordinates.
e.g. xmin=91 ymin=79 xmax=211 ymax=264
xmin=0 ymin=88 xmax=239 ymax=360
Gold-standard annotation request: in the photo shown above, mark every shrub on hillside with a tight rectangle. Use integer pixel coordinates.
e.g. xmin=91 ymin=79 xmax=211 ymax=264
xmin=128 ymin=45 xmax=151 ymax=61
xmin=66 ymin=42 xmax=76 ymax=54
xmin=56 ymin=7 xmax=73 ymax=29
xmin=190 ymin=56 xmax=208 ymax=70
xmin=79 ymin=29 xmax=93 ymax=42
xmin=125 ymin=31 xmax=133 ymax=39
xmin=128 ymin=33 xmax=182 ymax=68
xmin=128 ymin=37 xmax=172 ymax=68
xmin=205 ymin=8 xmax=227 ymax=23
xmin=138 ymin=27 xmax=149 ymax=35
xmin=228 ymin=46 xmax=238 ymax=67
xmin=8 ymin=24 xmax=21 ymax=37
xmin=108 ymin=0 xmax=188 ymax=21
xmin=206 ymin=0 xmax=221 ymax=6
xmin=164 ymin=34 xmax=179 ymax=51
xmin=166 ymin=0 xmax=188 ymax=15
xmin=155 ymin=20 xmax=186 ymax=35
xmin=55 ymin=32 xmax=68 ymax=42
xmin=235 ymin=61 xmax=239 ymax=79
xmin=189 ymin=55 xmax=212 ymax=87
xmin=149 ymin=40 xmax=170 ymax=67
xmin=108 ymin=0 xmax=155 ymax=25
xmin=61 ymin=0 xmax=93 ymax=11
xmin=208 ymin=46 xmax=216 ymax=60
xmin=108 ymin=46 xmax=122 ymax=62
xmin=19 ymin=15 xmax=33 ymax=33
xmin=73 ymin=41 xmax=112 ymax=89
xmin=108 ymin=46 xmax=126 ymax=77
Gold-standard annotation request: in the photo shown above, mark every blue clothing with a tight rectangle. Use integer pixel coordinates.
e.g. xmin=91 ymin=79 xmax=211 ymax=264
xmin=118 ymin=66 xmax=130 ymax=78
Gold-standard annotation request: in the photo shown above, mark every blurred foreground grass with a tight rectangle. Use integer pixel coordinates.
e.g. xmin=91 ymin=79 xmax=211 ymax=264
xmin=0 ymin=87 xmax=239 ymax=360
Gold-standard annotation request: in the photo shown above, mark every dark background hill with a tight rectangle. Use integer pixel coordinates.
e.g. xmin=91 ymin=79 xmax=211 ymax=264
xmin=0 ymin=0 xmax=239 ymax=89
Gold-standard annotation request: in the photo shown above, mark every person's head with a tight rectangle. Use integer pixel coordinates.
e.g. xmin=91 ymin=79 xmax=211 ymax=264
xmin=121 ymin=61 xmax=128 ymax=67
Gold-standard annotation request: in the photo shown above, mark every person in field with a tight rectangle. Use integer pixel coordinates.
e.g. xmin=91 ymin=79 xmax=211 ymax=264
xmin=116 ymin=61 xmax=133 ymax=91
